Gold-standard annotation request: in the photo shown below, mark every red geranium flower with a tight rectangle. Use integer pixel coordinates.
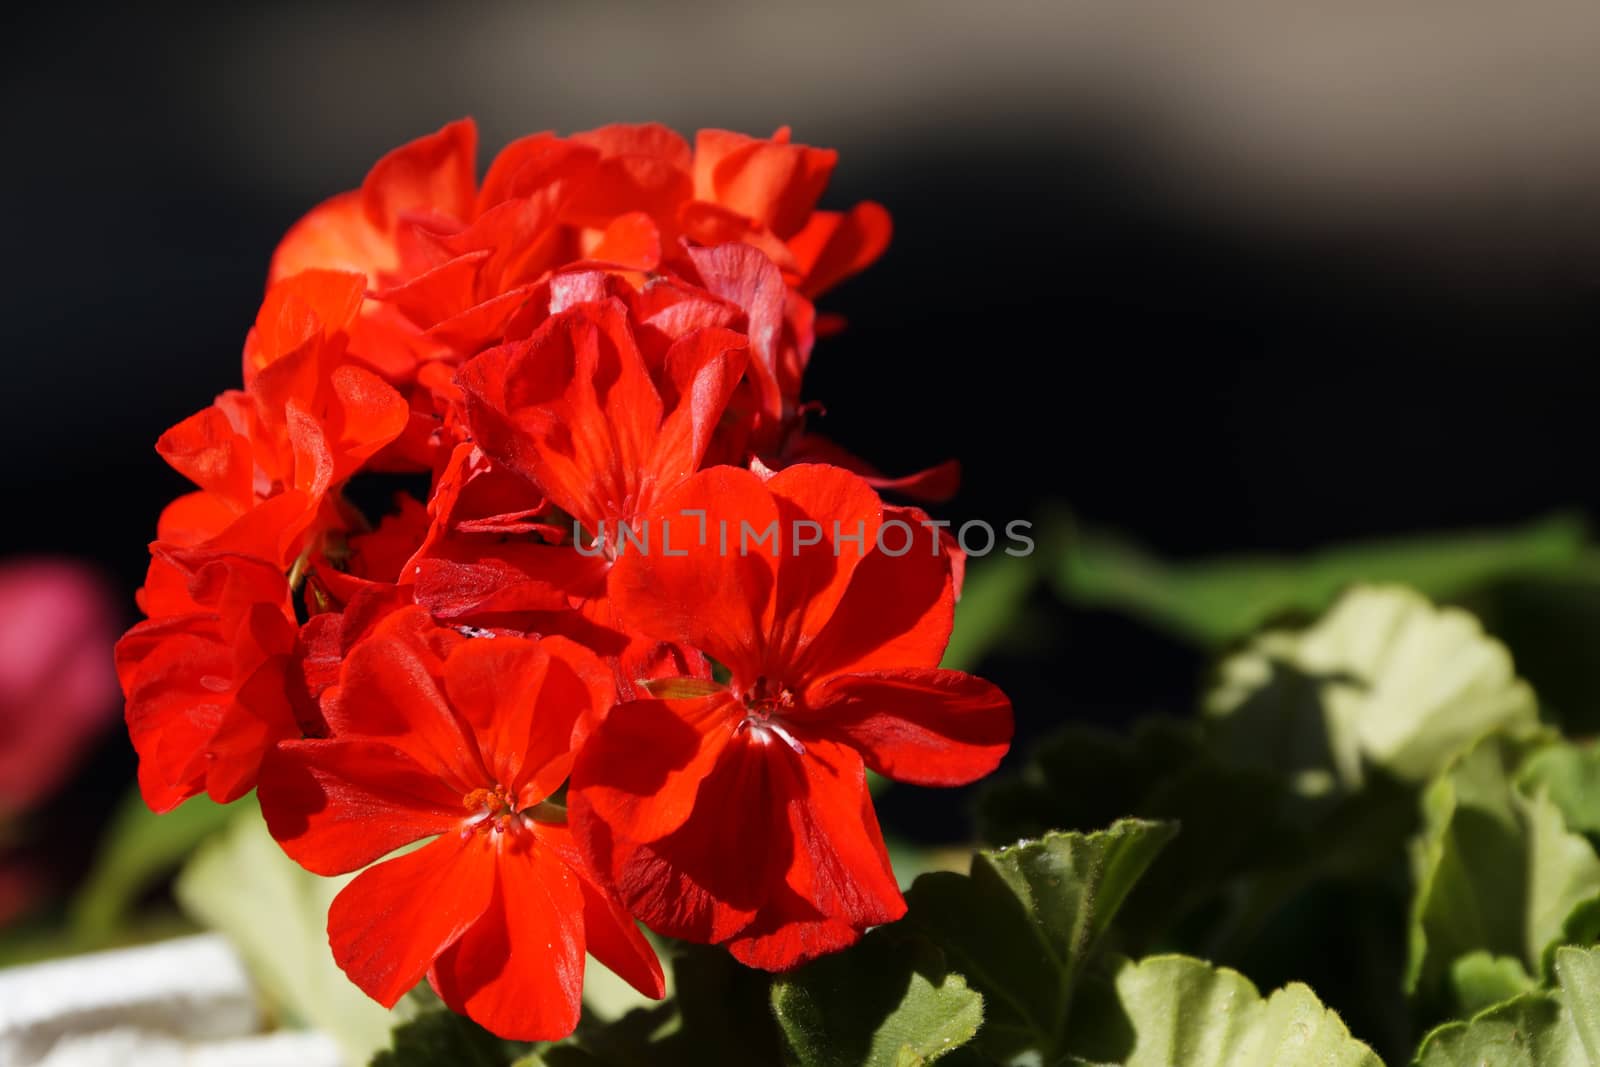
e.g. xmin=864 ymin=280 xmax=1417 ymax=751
xmin=459 ymin=297 xmax=747 ymax=557
xmin=117 ymin=548 xmax=300 ymax=811
xmin=157 ymin=269 xmax=409 ymax=565
xmin=260 ymin=120 xmax=949 ymax=492
xmin=567 ymin=464 xmax=1011 ymax=970
xmin=259 ymin=607 xmax=663 ymax=1039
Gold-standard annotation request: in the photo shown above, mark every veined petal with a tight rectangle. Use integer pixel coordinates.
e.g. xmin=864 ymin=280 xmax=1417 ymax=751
xmin=792 ymin=543 xmax=952 ymax=685
xmin=780 ymin=735 xmax=903 ymax=928
xmin=535 ymin=821 xmax=666 ymax=1000
xmin=607 ymin=466 xmax=777 ymax=678
xmin=765 ymin=464 xmax=883 ymax=669
xmin=725 ymin=889 xmax=869 ymax=972
xmin=785 ymin=201 xmax=893 ymax=298
xmin=428 ymin=837 xmax=586 ymax=1041
xmin=360 ymin=118 xmax=478 ymax=232
xmin=322 ymin=608 xmax=486 ymax=791
xmin=328 ymin=832 xmax=495 ymax=1009
xmin=568 ymin=694 xmax=738 ymax=850
xmin=441 ymin=636 xmax=604 ymax=806
xmin=259 ymin=738 xmax=464 ymax=876
xmin=582 ymin=729 xmax=795 ymax=947
xmin=806 ymin=669 xmax=1012 ymax=787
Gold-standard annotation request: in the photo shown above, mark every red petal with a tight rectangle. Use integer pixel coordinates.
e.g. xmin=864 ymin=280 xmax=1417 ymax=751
xmin=792 ymin=542 xmax=952 ymax=685
xmin=476 ymin=132 xmax=595 ymax=213
xmin=428 ymin=838 xmax=585 ymax=1041
xmin=606 ymin=467 xmax=776 ymax=679
xmin=412 ymin=543 xmax=584 ymax=621
xmin=441 ymin=636 xmax=596 ymax=805
xmin=764 ymin=464 xmax=883 ymax=669
xmin=361 ymin=119 xmax=478 ymax=233
xmin=806 ymin=669 xmax=1013 ymax=786
xmin=328 ymin=833 xmax=495 ymax=1009
xmin=718 ymin=735 xmax=902 ymax=971
xmin=568 ymin=694 xmax=738 ymax=851
xmin=725 ymin=892 xmax=867 ymax=972
xmin=259 ymin=738 xmax=464 ymax=876
xmin=585 ymin=211 xmax=661 ymax=271
xmin=323 ymin=609 xmax=486 ymax=791
xmin=692 ymin=129 xmax=836 ymax=239
xmin=156 ymin=406 xmax=253 ymax=506
xmin=683 ymin=244 xmax=788 ymax=423
xmin=780 ymin=735 xmax=904 ymax=929
xmin=573 ymin=123 xmax=691 ymax=172
xmin=584 ymin=727 xmax=794 ymax=947
xmin=246 ymin=269 xmax=366 ymax=375
xmin=269 ymin=190 xmax=396 ymax=285
xmin=535 ymin=821 xmax=666 ymax=1000
xmin=781 ymin=433 xmax=960 ymax=504
xmin=786 ymin=201 xmax=893 ymax=298
xmin=653 ymin=327 xmax=749 ymax=481
xmin=458 ymin=300 xmax=664 ymax=533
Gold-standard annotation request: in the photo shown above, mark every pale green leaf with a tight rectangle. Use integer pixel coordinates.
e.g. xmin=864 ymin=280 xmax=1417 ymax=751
xmin=1518 ymin=742 xmax=1600 ymax=840
xmin=1066 ymin=954 xmax=1382 ymax=1067
xmin=175 ymin=802 xmax=399 ymax=1066
xmin=1447 ymin=952 xmax=1535 ymax=1016
xmin=1413 ymin=945 xmax=1600 ymax=1066
xmin=1407 ymin=735 xmax=1600 ymax=1017
xmin=1207 ymin=586 xmax=1539 ymax=790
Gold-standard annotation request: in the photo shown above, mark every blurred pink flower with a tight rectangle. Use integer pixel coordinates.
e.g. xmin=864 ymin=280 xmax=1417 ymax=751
xmin=0 ymin=558 xmax=121 ymax=814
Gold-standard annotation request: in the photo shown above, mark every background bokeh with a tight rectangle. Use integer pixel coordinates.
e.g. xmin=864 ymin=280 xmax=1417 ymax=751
xmin=5 ymin=0 xmax=1600 ymax=963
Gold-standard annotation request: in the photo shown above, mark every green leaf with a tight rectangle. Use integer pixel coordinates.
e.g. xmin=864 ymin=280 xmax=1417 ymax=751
xmin=1518 ymin=742 xmax=1600 ymax=840
xmin=941 ymin=552 xmax=1037 ymax=673
xmin=370 ymin=1008 xmax=521 ymax=1067
xmin=1054 ymin=514 xmax=1584 ymax=649
xmin=975 ymin=719 xmax=1404 ymax=959
xmin=1413 ymin=945 xmax=1600 ymax=1066
xmin=772 ymin=929 xmax=983 ymax=1067
xmin=175 ymin=801 xmax=400 ymax=1065
xmin=68 ymin=788 xmax=236 ymax=943
xmin=1065 ymin=954 xmax=1382 ymax=1067
xmin=1207 ymin=586 xmax=1539 ymax=790
xmin=903 ymin=820 xmax=1176 ymax=1062
xmin=1407 ymin=734 xmax=1600 ymax=1017
xmin=1447 ymin=952 xmax=1536 ymax=1016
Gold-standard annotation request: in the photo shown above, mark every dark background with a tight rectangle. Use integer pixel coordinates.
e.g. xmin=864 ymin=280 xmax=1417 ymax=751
xmin=6 ymin=0 xmax=1600 ymax=880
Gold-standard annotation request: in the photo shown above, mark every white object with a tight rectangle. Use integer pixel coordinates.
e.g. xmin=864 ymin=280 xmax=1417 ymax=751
xmin=0 ymin=934 xmax=340 ymax=1067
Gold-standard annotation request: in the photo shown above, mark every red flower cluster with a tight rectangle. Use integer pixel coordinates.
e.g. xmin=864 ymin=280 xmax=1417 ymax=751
xmin=117 ymin=120 xmax=1012 ymax=1040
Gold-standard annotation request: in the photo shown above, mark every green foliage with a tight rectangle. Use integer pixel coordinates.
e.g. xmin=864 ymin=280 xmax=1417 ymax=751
xmin=1052 ymin=514 xmax=1584 ymax=648
xmin=1406 ymin=733 xmax=1600 ymax=1020
xmin=1206 ymin=585 xmax=1539 ymax=790
xmin=68 ymin=788 xmax=235 ymax=943
xmin=1445 ymin=952 xmax=1536 ymax=1016
xmin=1413 ymin=946 xmax=1600 ymax=1066
xmin=1518 ymin=742 xmax=1600 ymax=840
xmin=54 ymin=510 xmax=1600 ymax=1067
xmin=772 ymin=929 xmax=983 ymax=1066
xmin=175 ymin=801 xmax=401 ymax=1065
xmin=902 ymin=821 xmax=1176 ymax=1063
xmin=941 ymin=552 xmax=1038 ymax=673
xmin=371 ymin=1009 xmax=523 ymax=1067
xmin=1066 ymin=954 xmax=1383 ymax=1067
